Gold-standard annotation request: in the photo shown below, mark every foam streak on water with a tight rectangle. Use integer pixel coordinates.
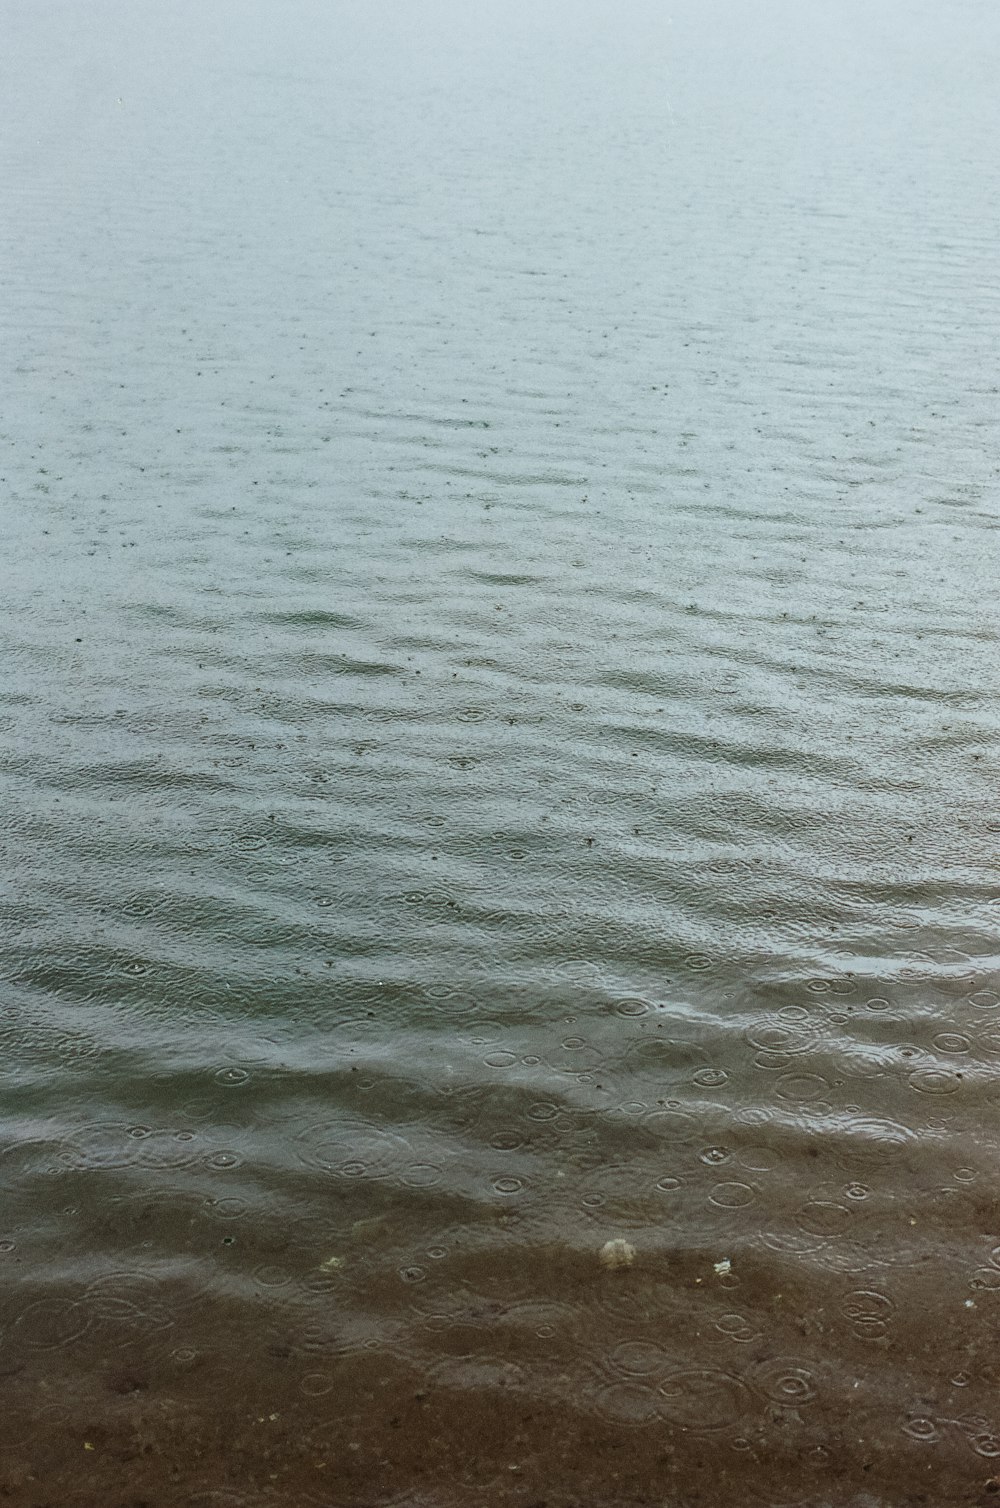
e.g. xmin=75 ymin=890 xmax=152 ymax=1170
xmin=2 ymin=1 xmax=1000 ymax=1503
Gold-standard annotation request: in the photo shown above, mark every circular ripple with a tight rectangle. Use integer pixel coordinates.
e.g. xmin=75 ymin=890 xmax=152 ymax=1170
xmin=545 ymin=1043 xmax=603 ymax=1074
xmin=710 ymin=1182 xmax=756 ymax=1209
xmin=752 ymin=1358 xmax=820 ymax=1406
xmin=234 ymin=834 xmax=266 ymax=851
xmin=754 ymin=1051 xmax=793 ymax=1071
xmin=96 ymin=1188 xmax=208 ymax=1243
xmin=202 ymin=1197 xmax=249 ymax=1221
xmin=642 ymin=1109 xmax=700 ymax=1144
xmin=204 ymin=1150 xmax=242 ymax=1170
xmin=745 ymin=1024 xmax=816 ymax=1055
xmin=657 ymin=1368 xmax=750 ymax=1430
xmin=296 ymin=1120 xmax=409 ymax=1180
xmin=502 ymin=1297 xmax=581 ymax=1347
xmin=85 ymin=1272 xmax=173 ymax=1333
xmin=735 ymin=1144 xmax=779 ymax=1174
xmin=60 ymin=1123 xmax=140 ymax=1170
xmin=795 ymin=1200 xmax=852 ymax=1238
xmin=578 ymin=1166 xmax=653 ymax=1228
xmin=733 ymin=1108 xmax=773 ymax=1129
xmin=492 ymin=1176 xmax=524 ymax=1195
xmin=10 ymin=1299 xmax=91 ymax=1349
xmin=0 ymin=1138 xmax=66 ymax=1188
xmin=700 ymin=1146 xmax=731 ymax=1166
xmin=694 ymin=1068 xmax=729 ymax=1088
xmin=964 ymin=1424 xmax=1000 ymax=1458
xmin=213 ymin=1067 xmax=250 ymax=1087
xmin=909 ymin=1068 xmax=961 ymax=1095
xmin=608 ymin=1340 xmax=669 ymax=1377
xmin=402 ymin=1162 xmax=443 ymax=1188
xmin=253 ymin=1264 xmax=294 ymax=1288
xmin=715 ymin=1313 xmax=759 ymax=1343
xmin=615 ymin=997 xmax=651 ymax=1017
xmin=775 ymin=1072 xmax=829 ymax=1103
xmin=55 ymin=1035 xmax=100 ymax=1063
xmin=903 ymin=1416 xmax=939 ymax=1443
xmin=839 ymin=1117 xmax=916 ymax=1166
xmin=933 ymin=1032 xmax=971 ymax=1054
xmin=760 ymin=1227 xmax=827 ymax=1259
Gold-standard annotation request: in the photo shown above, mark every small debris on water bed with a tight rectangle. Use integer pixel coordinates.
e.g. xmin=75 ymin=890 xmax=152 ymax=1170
xmin=599 ymin=1239 xmax=636 ymax=1271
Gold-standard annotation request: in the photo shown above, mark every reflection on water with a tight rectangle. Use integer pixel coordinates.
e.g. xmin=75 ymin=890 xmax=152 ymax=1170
xmin=3 ymin=0 xmax=1000 ymax=1502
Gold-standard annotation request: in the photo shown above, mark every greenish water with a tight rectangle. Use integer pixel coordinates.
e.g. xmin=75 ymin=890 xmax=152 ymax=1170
xmin=2 ymin=2 xmax=1000 ymax=1503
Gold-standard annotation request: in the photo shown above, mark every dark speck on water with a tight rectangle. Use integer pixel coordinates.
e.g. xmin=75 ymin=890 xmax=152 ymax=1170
xmin=2 ymin=0 xmax=1000 ymax=1503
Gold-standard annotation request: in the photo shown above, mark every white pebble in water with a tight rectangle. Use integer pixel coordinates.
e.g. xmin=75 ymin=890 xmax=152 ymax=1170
xmin=599 ymin=1238 xmax=636 ymax=1271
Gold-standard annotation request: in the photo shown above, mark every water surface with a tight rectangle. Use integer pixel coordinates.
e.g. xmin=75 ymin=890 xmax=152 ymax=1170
xmin=3 ymin=2 xmax=1000 ymax=1503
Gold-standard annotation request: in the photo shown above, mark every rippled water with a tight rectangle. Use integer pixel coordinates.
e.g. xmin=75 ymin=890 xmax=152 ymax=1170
xmin=3 ymin=1 xmax=1000 ymax=1503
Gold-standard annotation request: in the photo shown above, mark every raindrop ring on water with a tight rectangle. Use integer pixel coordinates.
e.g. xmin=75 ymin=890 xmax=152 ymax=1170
xmin=213 ymin=1067 xmax=250 ymax=1087
xmin=752 ymin=1357 xmax=819 ymax=1406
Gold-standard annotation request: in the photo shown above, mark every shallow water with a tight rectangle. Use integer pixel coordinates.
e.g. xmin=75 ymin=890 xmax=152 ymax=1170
xmin=3 ymin=1 xmax=1000 ymax=1503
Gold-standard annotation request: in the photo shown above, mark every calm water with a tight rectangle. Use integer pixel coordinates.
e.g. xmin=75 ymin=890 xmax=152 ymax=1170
xmin=3 ymin=2 xmax=1000 ymax=1503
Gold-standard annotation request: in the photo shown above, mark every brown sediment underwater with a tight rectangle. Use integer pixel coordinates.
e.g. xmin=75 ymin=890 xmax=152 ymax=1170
xmin=4 ymin=1000 xmax=1000 ymax=1506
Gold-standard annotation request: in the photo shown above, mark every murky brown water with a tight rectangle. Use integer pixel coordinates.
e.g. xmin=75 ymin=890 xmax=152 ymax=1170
xmin=3 ymin=1 xmax=1000 ymax=1504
